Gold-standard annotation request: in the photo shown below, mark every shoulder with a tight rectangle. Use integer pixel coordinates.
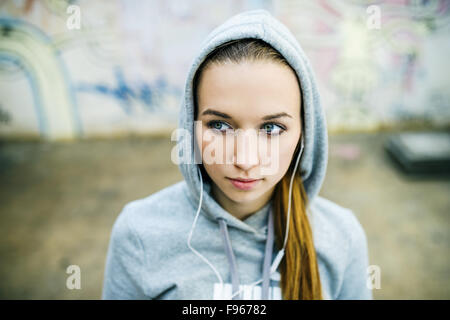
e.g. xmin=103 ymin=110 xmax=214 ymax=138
xmin=111 ymin=180 xmax=192 ymax=240
xmin=310 ymin=196 xmax=372 ymax=299
xmin=121 ymin=180 xmax=189 ymax=216
xmin=309 ymin=196 xmax=371 ymax=299
xmin=103 ymin=181 xmax=190 ymax=299
xmin=309 ymin=195 xmax=367 ymax=251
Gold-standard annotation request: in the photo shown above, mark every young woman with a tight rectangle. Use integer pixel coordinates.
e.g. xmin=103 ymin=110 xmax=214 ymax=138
xmin=102 ymin=9 xmax=372 ymax=300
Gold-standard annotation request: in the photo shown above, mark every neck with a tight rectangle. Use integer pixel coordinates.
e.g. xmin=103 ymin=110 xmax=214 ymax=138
xmin=211 ymin=182 xmax=274 ymax=221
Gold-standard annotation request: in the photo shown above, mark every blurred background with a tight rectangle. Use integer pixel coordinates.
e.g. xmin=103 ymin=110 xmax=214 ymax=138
xmin=0 ymin=0 xmax=449 ymax=299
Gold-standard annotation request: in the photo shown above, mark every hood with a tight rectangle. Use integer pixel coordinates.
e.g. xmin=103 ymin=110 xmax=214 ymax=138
xmin=177 ymin=9 xmax=328 ymax=232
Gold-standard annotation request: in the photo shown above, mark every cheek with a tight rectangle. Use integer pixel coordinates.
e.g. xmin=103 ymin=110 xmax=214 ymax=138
xmin=279 ymin=145 xmax=295 ymax=171
xmin=198 ymin=129 xmax=229 ymax=176
xmin=265 ymin=135 xmax=299 ymax=179
xmin=199 ymin=129 xmax=235 ymax=164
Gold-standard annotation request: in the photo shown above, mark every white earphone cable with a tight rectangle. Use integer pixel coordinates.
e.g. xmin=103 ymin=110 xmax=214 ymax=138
xmin=187 ymin=166 xmax=224 ymax=287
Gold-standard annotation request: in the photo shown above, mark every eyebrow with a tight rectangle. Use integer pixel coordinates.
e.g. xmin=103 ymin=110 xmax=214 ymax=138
xmin=201 ymin=108 xmax=292 ymax=121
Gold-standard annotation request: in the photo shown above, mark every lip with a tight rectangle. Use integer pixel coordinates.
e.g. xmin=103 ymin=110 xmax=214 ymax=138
xmin=226 ymin=177 xmax=262 ymax=191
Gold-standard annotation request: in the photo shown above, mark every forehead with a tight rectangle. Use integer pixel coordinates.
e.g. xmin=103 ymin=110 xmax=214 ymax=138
xmin=197 ymin=61 xmax=301 ymax=120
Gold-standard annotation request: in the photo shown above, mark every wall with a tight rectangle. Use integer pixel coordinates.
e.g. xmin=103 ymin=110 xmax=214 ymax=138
xmin=0 ymin=0 xmax=449 ymax=140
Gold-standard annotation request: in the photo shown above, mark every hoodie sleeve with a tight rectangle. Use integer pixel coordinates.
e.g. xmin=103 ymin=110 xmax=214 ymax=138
xmin=336 ymin=211 xmax=373 ymax=300
xmin=102 ymin=205 xmax=148 ymax=299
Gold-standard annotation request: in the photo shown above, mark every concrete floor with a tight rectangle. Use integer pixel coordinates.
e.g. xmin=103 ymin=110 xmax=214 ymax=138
xmin=0 ymin=132 xmax=448 ymax=299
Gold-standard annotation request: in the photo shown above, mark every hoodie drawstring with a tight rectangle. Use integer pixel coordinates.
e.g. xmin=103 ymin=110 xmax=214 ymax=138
xmin=218 ymin=218 xmax=240 ymax=299
xmin=217 ymin=207 xmax=274 ymax=300
xmin=261 ymin=206 xmax=274 ymax=299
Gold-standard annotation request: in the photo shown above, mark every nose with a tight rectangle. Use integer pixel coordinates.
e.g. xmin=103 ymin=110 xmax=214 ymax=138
xmin=233 ymin=129 xmax=260 ymax=172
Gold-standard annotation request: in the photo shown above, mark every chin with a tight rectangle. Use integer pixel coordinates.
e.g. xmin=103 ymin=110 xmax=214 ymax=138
xmin=225 ymin=188 xmax=263 ymax=204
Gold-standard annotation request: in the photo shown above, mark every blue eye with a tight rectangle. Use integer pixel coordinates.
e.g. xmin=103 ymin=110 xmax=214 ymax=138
xmin=262 ymin=123 xmax=284 ymax=135
xmin=207 ymin=120 xmax=232 ymax=132
xmin=206 ymin=120 xmax=285 ymax=135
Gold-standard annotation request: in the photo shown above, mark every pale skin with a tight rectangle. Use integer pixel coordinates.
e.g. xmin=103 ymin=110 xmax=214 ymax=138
xmin=195 ymin=60 xmax=302 ymax=221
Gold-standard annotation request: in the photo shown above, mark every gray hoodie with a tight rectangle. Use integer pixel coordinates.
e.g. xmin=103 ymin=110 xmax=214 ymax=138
xmin=102 ymin=9 xmax=372 ymax=300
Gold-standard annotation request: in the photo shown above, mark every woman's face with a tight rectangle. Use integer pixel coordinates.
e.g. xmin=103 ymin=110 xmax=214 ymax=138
xmin=195 ymin=60 xmax=302 ymax=214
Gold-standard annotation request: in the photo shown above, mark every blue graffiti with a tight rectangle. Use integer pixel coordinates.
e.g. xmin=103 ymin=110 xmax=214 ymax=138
xmin=77 ymin=67 xmax=180 ymax=115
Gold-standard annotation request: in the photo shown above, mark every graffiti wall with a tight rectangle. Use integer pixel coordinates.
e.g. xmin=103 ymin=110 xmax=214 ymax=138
xmin=0 ymin=0 xmax=449 ymax=140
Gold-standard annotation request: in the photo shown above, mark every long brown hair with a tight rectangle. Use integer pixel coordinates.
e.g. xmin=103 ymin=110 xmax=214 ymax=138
xmin=193 ymin=38 xmax=322 ymax=299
